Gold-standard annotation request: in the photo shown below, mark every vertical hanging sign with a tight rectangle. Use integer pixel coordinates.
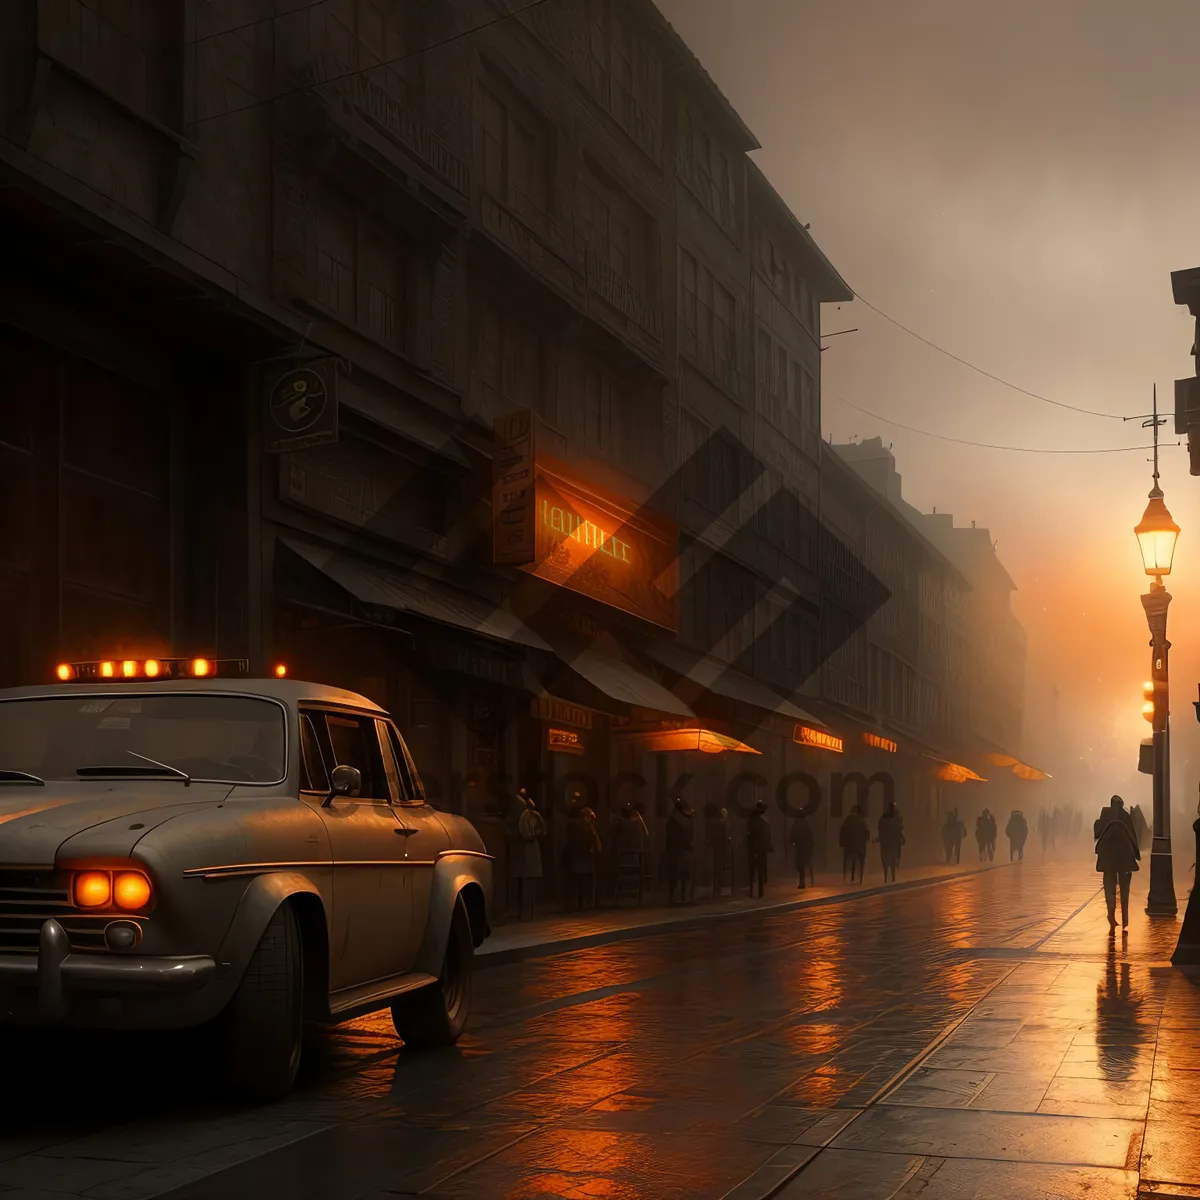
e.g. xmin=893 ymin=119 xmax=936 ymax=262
xmin=493 ymin=409 xmax=536 ymax=564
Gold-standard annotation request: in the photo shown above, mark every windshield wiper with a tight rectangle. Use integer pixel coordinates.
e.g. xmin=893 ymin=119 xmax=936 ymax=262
xmin=0 ymin=769 xmax=46 ymax=786
xmin=77 ymin=752 xmax=191 ymax=787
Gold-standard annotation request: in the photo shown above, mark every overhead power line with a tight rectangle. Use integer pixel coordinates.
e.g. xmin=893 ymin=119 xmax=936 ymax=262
xmin=849 ymin=292 xmax=1127 ymax=421
xmin=824 ymin=385 xmax=1175 ymax=454
xmin=190 ymin=0 xmax=556 ymax=127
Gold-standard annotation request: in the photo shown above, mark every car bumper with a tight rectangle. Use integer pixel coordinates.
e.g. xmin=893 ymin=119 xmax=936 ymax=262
xmin=0 ymin=919 xmax=216 ymax=1024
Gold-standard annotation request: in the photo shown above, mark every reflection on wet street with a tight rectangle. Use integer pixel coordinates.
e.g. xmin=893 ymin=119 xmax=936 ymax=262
xmin=1 ymin=861 xmax=1198 ymax=1199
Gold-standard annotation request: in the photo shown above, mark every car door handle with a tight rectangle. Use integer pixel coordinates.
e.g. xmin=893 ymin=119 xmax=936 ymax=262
xmin=394 ymin=826 xmax=418 ymax=837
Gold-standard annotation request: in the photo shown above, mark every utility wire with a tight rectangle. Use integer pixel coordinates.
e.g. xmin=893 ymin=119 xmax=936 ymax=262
xmin=190 ymin=0 xmax=556 ymax=127
xmin=824 ymin=385 xmax=1175 ymax=454
xmin=850 ymin=292 xmax=1127 ymax=420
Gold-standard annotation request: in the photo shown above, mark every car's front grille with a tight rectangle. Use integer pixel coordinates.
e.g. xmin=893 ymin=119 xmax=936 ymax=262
xmin=0 ymin=869 xmax=115 ymax=954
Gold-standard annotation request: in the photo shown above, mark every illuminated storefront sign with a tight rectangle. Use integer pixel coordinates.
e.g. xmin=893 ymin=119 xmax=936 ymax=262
xmin=863 ymin=733 xmax=898 ymax=753
xmin=492 ymin=412 xmax=679 ymax=630
xmin=794 ymin=725 xmax=843 ymax=753
xmin=547 ymin=727 xmax=586 ymax=755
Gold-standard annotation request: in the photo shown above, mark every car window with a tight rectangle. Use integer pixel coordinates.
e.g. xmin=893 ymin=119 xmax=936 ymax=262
xmin=299 ymin=713 xmax=330 ymax=794
xmin=375 ymin=720 xmax=404 ymax=803
xmin=387 ymin=723 xmax=426 ymax=804
xmin=322 ymin=712 xmax=389 ymax=801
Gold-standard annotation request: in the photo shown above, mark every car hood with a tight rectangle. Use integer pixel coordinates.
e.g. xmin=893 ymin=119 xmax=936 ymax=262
xmin=0 ymin=782 xmax=233 ymax=864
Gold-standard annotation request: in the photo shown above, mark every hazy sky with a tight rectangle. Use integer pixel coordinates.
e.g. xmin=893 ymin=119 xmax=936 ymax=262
xmin=658 ymin=0 xmax=1200 ymax=823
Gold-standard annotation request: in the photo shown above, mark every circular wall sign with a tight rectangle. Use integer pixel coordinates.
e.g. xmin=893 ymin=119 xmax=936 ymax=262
xmin=269 ymin=367 xmax=327 ymax=434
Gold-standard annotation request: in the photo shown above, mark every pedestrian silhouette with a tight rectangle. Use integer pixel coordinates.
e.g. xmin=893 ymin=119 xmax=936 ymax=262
xmin=1005 ymin=809 xmax=1028 ymax=861
xmin=507 ymin=786 xmax=546 ymax=921
xmin=1094 ymin=795 xmax=1140 ymax=932
xmin=708 ymin=806 xmax=733 ymax=896
xmin=746 ymin=799 xmax=773 ymax=898
xmin=790 ymin=810 xmax=815 ymax=889
xmin=666 ymin=797 xmax=696 ymax=904
xmin=840 ymin=804 xmax=870 ymax=882
xmin=877 ymin=801 xmax=904 ymax=883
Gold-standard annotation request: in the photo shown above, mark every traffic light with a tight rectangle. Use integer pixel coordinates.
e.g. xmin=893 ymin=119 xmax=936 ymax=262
xmin=1143 ymin=681 xmax=1156 ymax=723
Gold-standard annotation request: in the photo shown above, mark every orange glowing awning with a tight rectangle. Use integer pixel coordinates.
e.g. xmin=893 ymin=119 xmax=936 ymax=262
xmin=630 ymin=728 xmax=763 ymax=755
xmin=934 ymin=760 xmax=987 ymax=784
xmin=981 ymin=751 xmax=1050 ymax=782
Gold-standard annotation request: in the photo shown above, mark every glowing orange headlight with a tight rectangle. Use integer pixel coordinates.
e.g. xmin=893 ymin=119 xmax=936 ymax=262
xmin=74 ymin=871 xmax=112 ymax=909
xmin=99 ymin=661 xmax=115 ymax=678
xmin=55 ymin=663 xmax=74 ymax=681
xmin=274 ymin=663 xmax=287 ymax=678
xmin=113 ymin=871 xmax=152 ymax=910
xmin=191 ymin=657 xmax=211 ymax=677
xmin=143 ymin=659 xmax=161 ymax=678
xmin=121 ymin=659 xmax=139 ymax=678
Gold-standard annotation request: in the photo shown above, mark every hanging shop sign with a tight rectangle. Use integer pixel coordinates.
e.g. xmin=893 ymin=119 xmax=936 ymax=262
xmin=547 ymin=727 xmax=587 ymax=755
xmin=794 ymin=725 xmax=843 ymax=753
xmin=492 ymin=411 xmax=679 ymax=630
xmin=532 ymin=697 xmax=594 ymax=729
xmin=863 ymin=732 xmax=898 ymax=754
xmin=265 ymin=359 xmax=340 ymax=453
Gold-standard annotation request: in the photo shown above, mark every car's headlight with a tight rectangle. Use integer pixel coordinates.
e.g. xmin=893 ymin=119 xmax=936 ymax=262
xmin=72 ymin=870 xmax=153 ymax=911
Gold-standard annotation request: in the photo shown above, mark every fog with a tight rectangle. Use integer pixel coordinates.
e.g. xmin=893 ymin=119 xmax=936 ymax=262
xmin=658 ymin=0 xmax=1200 ymax=867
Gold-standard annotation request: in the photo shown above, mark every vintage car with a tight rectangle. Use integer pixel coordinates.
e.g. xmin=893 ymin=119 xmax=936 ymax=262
xmin=0 ymin=657 xmax=493 ymax=1099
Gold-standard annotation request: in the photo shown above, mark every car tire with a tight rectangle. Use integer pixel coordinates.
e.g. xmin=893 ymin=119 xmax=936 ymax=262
xmin=391 ymin=899 xmax=472 ymax=1049
xmin=220 ymin=901 xmax=304 ymax=1102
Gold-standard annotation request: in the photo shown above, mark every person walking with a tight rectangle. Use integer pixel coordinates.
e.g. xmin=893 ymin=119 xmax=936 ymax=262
xmin=708 ymin=806 xmax=733 ymax=896
xmin=985 ymin=809 xmax=998 ymax=861
xmin=975 ymin=812 xmax=989 ymax=862
xmin=840 ymin=804 xmax=870 ymax=882
xmin=1005 ymin=809 xmax=1028 ymax=862
xmin=665 ymin=797 xmax=696 ymax=904
xmin=1094 ymin=795 xmax=1140 ymax=932
xmin=790 ymin=809 xmax=815 ymax=889
xmin=941 ymin=810 xmax=958 ymax=864
xmin=746 ymin=799 xmax=773 ymax=898
xmin=507 ymin=787 xmax=546 ymax=920
xmin=877 ymin=801 xmax=904 ymax=883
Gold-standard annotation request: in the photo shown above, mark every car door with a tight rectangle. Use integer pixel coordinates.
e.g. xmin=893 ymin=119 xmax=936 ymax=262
xmin=303 ymin=707 xmax=411 ymax=994
xmin=379 ymin=719 xmax=450 ymax=969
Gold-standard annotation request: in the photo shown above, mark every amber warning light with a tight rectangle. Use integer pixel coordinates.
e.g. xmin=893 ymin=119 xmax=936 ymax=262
xmin=54 ymin=658 xmax=249 ymax=683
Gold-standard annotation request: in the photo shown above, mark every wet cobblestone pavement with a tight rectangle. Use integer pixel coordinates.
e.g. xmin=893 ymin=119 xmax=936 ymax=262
xmin=1 ymin=860 xmax=1197 ymax=1199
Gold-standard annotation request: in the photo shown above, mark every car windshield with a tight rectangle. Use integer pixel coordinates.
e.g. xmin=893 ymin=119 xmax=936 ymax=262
xmin=0 ymin=694 xmax=286 ymax=785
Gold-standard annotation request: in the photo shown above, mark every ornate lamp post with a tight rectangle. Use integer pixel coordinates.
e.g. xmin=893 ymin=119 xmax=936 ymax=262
xmin=1134 ymin=399 xmax=1180 ymax=917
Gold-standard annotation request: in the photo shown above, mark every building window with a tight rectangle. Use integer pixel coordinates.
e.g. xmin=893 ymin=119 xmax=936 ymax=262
xmin=680 ymin=250 xmax=738 ymax=394
xmin=579 ymin=161 xmax=650 ymax=294
xmin=680 ymin=105 xmax=737 ymax=234
xmin=479 ymin=77 xmax=552 ymax=222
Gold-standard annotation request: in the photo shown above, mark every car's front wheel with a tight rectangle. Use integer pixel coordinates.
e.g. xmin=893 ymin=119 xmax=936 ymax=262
xmin=220 ymin=901 xmax=304 ymax=1101
xmin=391 ymin=899 xmax=472 ymax=1049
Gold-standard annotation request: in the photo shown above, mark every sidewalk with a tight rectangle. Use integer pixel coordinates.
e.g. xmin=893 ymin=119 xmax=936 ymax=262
xmin=738 ymin=876 xmax=1200 ymax=1200
xmin=479 ymin=855 xmax=1015 ymax=969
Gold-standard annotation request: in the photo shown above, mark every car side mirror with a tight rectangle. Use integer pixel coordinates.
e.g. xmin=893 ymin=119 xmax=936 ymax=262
xmin=322 ymin=764 xmax=362 ymax=808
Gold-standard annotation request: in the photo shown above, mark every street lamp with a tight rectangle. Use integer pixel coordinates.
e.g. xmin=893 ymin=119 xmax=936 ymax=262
xmin=1135 ymin=464 xmax=1179 ymax=917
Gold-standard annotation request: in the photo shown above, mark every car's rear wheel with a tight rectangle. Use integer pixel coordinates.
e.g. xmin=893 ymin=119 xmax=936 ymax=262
xmin=220 ymin=901 xmax=304 ymax=1101
xmin=391 ymin=899 xmax=472 ymax=1049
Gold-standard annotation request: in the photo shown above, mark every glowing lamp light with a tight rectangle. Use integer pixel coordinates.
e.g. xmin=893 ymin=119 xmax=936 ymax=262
xmin=274 ymin=663 xmax=288 ymax=678
xmin=113 ymin=871 xmax=152 ymax=910
xmin=1135 ymin=493 xmax=1180 ymax=580
xmin=143 ymin=659 xmax=161 ymax=678
xmin=55 ymin=663 xmax=74 ymax=682
xmin=74 ymin=871 xmax=112 ymax=909
xmin=121 ymin=660 xmax=138 ymax=678
xmin=99 ymin=661 xmax=115 ymax=678
xmin=190 ymin=658 xmax=211 ymax=677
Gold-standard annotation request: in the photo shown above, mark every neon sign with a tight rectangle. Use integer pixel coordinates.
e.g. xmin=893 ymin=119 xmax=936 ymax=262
xmin=863 ymin=733 xmax=897 ymax=753
xmin=540 ymin=501 xmax=632 ymax=564
xmin=794 ymin=725 xmax=844 ymax=753
xmin=548 ymin=727 xmax=586 ymax=755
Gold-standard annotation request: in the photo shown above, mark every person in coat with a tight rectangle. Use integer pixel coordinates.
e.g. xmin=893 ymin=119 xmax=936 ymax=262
xmin=746 ymin=799 xmax=773 ymax=898
xmin=1005 ymin=810 xmax=1028 ymax=861
xmin=840 ymin=804 xmax=870 ymax=882
xmin=708 ymin=807 xmax=733 ymax=896
xmin=507 ymin=787 xmax=546 ymax=920
xmin=1095 ymin=795 xmax=1140 ymax=931
xmin=564 ymin=797 xmax=601 ymax=910
xmin=790 ymin=810 xmax=815 ymax=889
xmin=665 ymin=797 xmax=696 ymax=904
xmin=975 ymin=813 xmax=989 ymax=862
xmin=984 ymin=809 xmax=998 ymax=861
xmin=877 ymin=801 xmax=904 ymax=883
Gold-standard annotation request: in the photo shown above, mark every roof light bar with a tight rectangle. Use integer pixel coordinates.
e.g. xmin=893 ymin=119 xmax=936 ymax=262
xmin=54 ymin=658 xmax=250 ymax=683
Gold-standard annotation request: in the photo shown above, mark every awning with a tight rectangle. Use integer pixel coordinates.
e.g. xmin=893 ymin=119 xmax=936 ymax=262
xmin=981 ymin=750 xmax=1051 ymax=782
xmin=623 ymin=727 xmax=761 ymax=755
xmin=281 ymin=538 xmax=549 ymax=650
xmin=641 ymin=642 xmax=825 ymax=724
xmin=928 ymin=756 xmax=987 ymax=784
xmin=338 ymin=379 xmax=469 ymax=467
xmin=552 ymin=646 xmax=694 ymax=718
